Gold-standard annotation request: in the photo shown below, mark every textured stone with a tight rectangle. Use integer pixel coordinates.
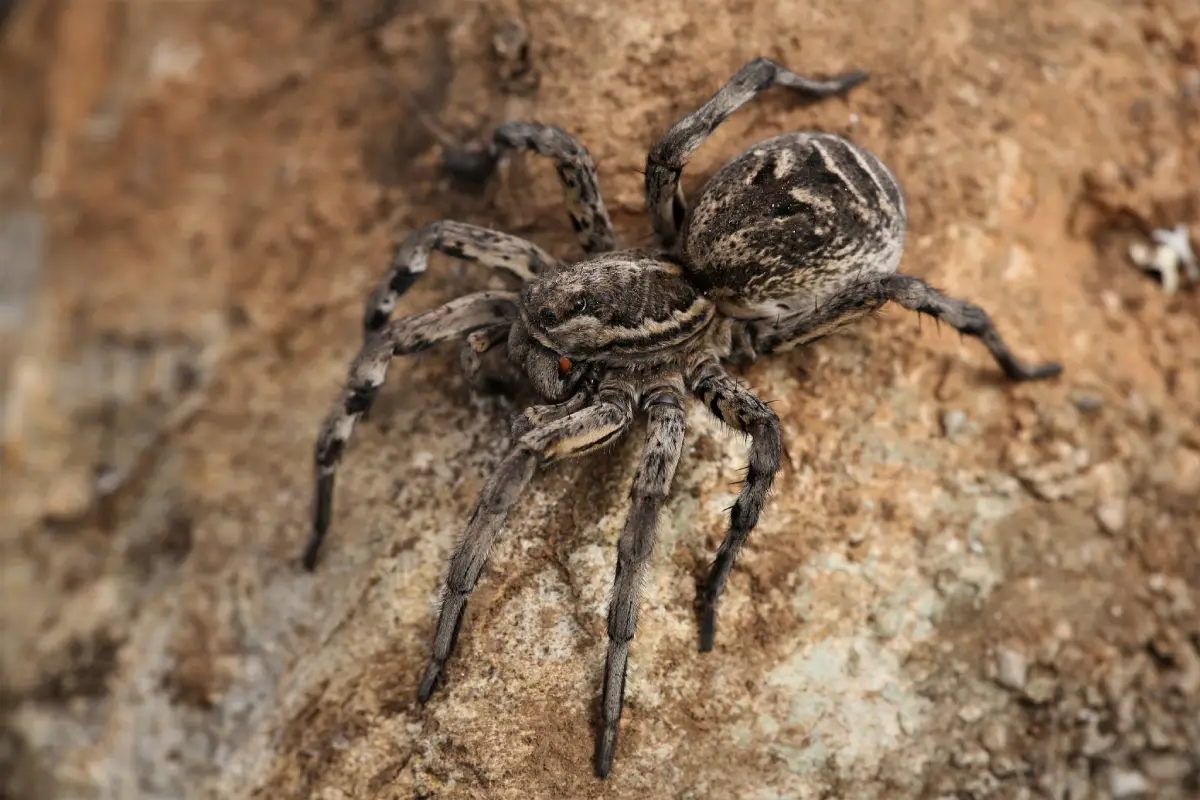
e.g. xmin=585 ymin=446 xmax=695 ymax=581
xmin=995 ymin=647 xmax=1029 ymax=691
xmin=2 ymin=1 xmax=1199 ymax=799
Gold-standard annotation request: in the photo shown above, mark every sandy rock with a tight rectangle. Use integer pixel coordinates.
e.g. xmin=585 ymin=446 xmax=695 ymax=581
xmin=2 ymin=1 xmax=1199 ymax=799
xmin=1108 ymin=768 xmax=1149 ymax=798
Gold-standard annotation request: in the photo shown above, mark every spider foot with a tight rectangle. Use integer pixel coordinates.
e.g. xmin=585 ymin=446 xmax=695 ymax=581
xmin=442 ymin=144 xmax=500 ymax=185
xmin=699 ymin=605 xmax=718 ymax=652
xmin=417 ymin=662 xmax=442 ymax=703
xmin=594 ymin=725 xmax=619 ymax=778
xmin=1000 ymin=358 xmax=1064 ymax=383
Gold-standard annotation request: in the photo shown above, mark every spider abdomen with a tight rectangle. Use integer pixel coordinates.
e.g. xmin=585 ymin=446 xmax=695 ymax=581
xmin=681 ymin=132 xmax=907 ymax=321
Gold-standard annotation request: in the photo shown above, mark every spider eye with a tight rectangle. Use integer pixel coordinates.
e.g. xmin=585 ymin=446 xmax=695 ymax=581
xmin=537 ymin=307 xmax=558 ymax=328
xmin=572 ymin=297 xmax=588 ymax=314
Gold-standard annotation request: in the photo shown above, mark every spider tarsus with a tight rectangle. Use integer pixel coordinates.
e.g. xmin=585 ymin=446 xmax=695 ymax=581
xmin=699 ymin=547 xmax=736 ymax=652
xmin=302 ymin=473 xmax=335 ymax=571
xmin=300 ymin=542 xmax=321 ymax=572
xmin=594 ymin=727 xmax=618 ymax=778
xmin=417 ymin=665 xmax=440 ymax=703
xmin=442 ymin=145 xmax=500 ymax=185
xmin=830 ymin=69 xmax=870 ymax=94
xmin=699 ymin=607 xmax=717 ymax=652
xmin=1004 ymin=359 xmax=1064 ymax=382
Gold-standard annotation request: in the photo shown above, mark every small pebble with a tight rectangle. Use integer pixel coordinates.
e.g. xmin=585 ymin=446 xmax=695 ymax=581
xmin=995 ymin=647 xmax=1029 ymax=691
xmin=1037 ymin=633 xmax=1065 ymax=667
xmin=951 ymin=748 xmax=989 ymax=768
xmin=1071 ymin=392 xmax=1104 ymax=413
xmin=1023 ymin=676 xmax=1057 ymax=705
xmin=871 ymin=606 xmax=903 ymax=640
xmin=1115 ymin=693 xmax=1137 ymax=733
xmin=43 ymin=469 xmax=95 ymax=520
xmin=848 ymin=521 xmax=873 ymax=547
xmin=989 ymin=754 xmax=1018 ymax=778
xmin=979 ymin=720 xmax=1009 ymax=753
xmin=1080 ymin=720 xmax=1117 ymax=756
xmin=941 ymin=409 xmax=968 ymax=440
xmin=1108 ymin=768 xmax=1149 ymax=798
xmin=1095 ymin=499 xmax=1127 ymax=535
xmin=957 ymin=704 xmax=984 ymax=724
xmin=1142 ymin=753 xmax=1191 ymax=782
xmin=1145 ymin=721 xmax=1173 ymax=750
xmin=1065 ymin=774 xmax=1091 ymax=800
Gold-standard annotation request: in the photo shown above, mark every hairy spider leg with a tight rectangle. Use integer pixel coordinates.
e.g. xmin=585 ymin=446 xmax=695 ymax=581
xmin=645 ymin=57 xmax=869 ymax=251
xmin=362 ymin=221 xmax=558 ymax=344
xmin=305 ymin=291 xmax=520 ymax=571
xmin=687 ymin=358 xmax=783 ymax=652
xmin=596 ymin=379 xmax=688 ymax=778
xmin=417 ymin=379 xmax=636 ymax=702
xmin=444 ymin=121 xmax=618 ymax=255
xmin=751 ymin=274 xmax=1064 ymax=381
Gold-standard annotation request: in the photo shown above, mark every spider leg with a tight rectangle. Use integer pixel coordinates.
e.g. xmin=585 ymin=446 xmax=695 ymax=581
xmin=596 ymin=379 xmax=687 ymax=779
xmin=645 ymin=57 xmax=868 ymax=250
xmin=686 ymin=358 xmax=782 ymax=651
xmin=417 ymin=380 xmax=635 ymax=702
xmin=304 ymin=291 xmax=519 ymax=572
xmin=363 ymin=220 xmax=559 ymax=343
xmin=444 ymin=122 xmax=618 ymax=255
xmin=752 ymin=274 xmax=1064 ymax=381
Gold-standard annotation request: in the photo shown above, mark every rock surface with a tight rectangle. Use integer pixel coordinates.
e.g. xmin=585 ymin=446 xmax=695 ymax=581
xmin=2 ymin=0 xmax=1199 ymax=798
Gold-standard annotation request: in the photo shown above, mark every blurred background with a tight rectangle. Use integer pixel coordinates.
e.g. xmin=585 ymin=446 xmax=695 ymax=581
xmin=1 ymin=1 xmax=1198 ymax=798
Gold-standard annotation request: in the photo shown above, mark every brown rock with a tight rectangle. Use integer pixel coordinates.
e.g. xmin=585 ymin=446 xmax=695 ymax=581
xmin=3 ymin=1 xmax=1200 ymax=798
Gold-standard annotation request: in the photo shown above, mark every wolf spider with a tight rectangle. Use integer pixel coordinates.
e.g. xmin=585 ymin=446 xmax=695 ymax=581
xmin=302 ymin=58 xmax=1062 ymax=778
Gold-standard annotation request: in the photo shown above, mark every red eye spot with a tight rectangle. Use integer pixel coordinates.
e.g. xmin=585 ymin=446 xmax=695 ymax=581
xmin=558 ymin=357 xmax=572 ymax=375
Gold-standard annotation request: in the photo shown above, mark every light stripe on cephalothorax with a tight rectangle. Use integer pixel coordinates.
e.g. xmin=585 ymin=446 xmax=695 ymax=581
xmin=552 ymin=294 xmax=714 ymax=355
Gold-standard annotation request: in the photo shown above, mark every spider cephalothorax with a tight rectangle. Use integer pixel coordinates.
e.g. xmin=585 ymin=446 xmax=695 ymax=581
xmin=302 ymin=58 xmax=1063 ymax=779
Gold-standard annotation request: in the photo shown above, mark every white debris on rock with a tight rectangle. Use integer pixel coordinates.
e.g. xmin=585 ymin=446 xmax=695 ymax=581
xmin=1128 ymin=224 xmax=1198 ymax=294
